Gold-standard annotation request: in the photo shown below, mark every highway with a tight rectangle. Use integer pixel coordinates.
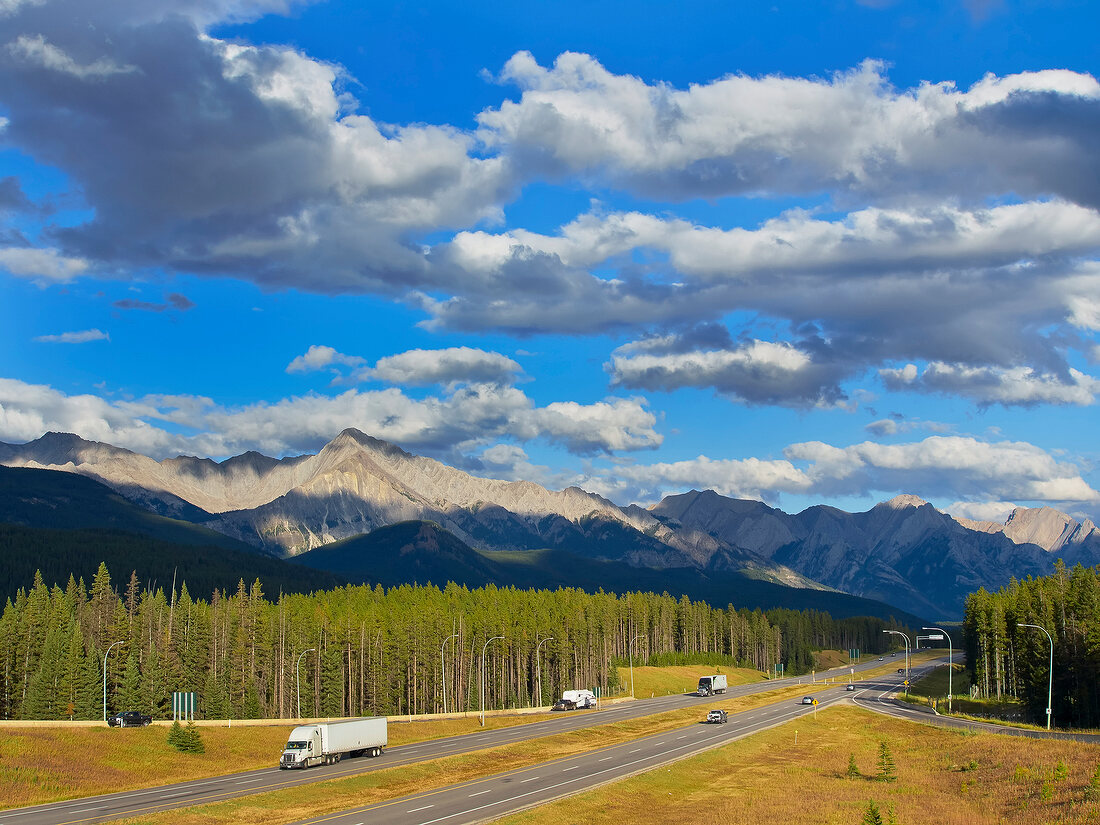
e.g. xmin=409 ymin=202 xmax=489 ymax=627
xmin=0 ymin=657 xmax=888 ymax=825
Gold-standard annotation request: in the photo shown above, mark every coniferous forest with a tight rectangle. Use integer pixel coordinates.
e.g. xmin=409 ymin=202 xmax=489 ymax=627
xmin=0 ymin=563 xmax=898 ymax=721
xmin=963 ymin=561 xmax=1100 ymax=729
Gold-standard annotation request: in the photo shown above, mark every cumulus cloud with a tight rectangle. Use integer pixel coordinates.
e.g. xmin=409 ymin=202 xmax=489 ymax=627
xmin=0 ymin=246 xmax=88 ymax=281
xmin=285 ymin=345 xmax=365 ymax=374
xmin=364 ymin=347 xmax=523 ymax=386
xmin=880 ymin=362 xmax=1100 ymax=407
xmin=7 ymin=34 xmax=137 ymax=78
xmin=608 ymin=335 xmax=850 ymax=408
xmin=286 ymin=345 xmax=523 ymax=387
xmin=33 ymin=328 xmax=109 ymax=343
xmin=480 ymin=52 xmax=1100 ymax=206
xmin=590 ymin=434 xmax=1099 ymax=509
xmin=0 ymin=376 xmax=660 ymax=459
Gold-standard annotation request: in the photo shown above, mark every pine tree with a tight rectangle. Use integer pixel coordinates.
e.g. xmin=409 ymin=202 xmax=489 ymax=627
xmin=862 ymin=800 xmax=884 ymax=825
xmin=878 ymin=741 xmax=897 ymax=783
xmin=167 ymin=719 xmax=185 ymax=749
xmin=848 ymin=752 xmax=861 ymax=779
xmin=181 ymin=721 xmax=205 ymax=753
xmin=1085 ymin=764 xmax=1100 ymax=802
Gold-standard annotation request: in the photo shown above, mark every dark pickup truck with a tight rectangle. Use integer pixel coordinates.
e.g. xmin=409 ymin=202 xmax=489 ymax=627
xmin=108 ymin=710 xmax=153 ymax=727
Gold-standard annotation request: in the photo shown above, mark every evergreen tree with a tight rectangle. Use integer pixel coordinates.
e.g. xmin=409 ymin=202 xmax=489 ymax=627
xmin=848 ymin=752 xmax=861 ymax=779
xmin=117 ymin=649 xmax=141 ymax=711
xmin=862 ymin=800 xmax=884 ymax=825
xmin=877 ymin=741 xmax=897 ymax=783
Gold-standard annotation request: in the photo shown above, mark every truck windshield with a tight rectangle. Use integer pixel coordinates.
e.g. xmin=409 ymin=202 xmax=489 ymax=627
xmin=285 ymin=741 xmax=308 ymax=750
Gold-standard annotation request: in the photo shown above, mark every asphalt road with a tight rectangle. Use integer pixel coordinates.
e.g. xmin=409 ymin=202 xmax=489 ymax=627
xmin=0 ymin=657 xmax=887 ymax=825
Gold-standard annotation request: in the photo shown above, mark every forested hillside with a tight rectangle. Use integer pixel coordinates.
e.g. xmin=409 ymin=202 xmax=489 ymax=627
xmin=963 ymin=561 xmax=1100 ymax=729
xmin=0 ymin=564 xmax=900 ymax=720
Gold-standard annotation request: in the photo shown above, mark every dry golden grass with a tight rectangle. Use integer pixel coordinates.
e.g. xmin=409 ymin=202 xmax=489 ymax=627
xmin=618 ymin=664 xmax=767 ymax=698
xmin=0 ymin=712 xmax=555 ymax=809
xmin=496 ymin=705 xmax=1100 ymax=825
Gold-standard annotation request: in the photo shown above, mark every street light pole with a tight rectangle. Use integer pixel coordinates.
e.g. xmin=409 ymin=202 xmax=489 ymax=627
xmin=922 ymin=626 xmax=953 ymax=713
xmin=629 ymin=634 xmax=643 ymax=699
xmin=480 ymin=636 xmax=504 ymax=726
xmin=296 ymin=648 xmax=315 ymax=719
xmin=102 ymin=640 xmax=126 ymax=722
xmin=1019 ymin=623 xmax=1054 ymax=730
xmin=535 ymin=636 xmax=553 ymax=708
xmin=883 ymin=630 xmax=912 ymax=692
xmin=441 ymin=634 xmax=458 ymax=715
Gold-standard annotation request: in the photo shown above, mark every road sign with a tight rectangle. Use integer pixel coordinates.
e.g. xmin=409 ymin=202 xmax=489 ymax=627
xmin=903 ymin=680 xmax=909 ymax=686
xmin=812 ymin=699 xmax=818 ymax=705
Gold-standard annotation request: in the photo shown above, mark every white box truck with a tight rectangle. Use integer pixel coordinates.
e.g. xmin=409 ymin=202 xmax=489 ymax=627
xmin=697 ymin=674 xmax=727 ymax=696
xmin=279 ymin=717 xmax=387 ymax=768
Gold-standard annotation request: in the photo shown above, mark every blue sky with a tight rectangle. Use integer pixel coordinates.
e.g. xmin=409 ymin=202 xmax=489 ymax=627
xmin=2 ymin=0 xmax=1099 ymax=523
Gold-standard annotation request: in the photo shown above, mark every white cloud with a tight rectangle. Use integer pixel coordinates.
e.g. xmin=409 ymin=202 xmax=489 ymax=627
xmin=943 ymin=500 xmax=1017 ymax=524
xmin=480 ymin=53 xmax=1100 ymax=205
xmin=880 ymin=362 xmax=1100 ymax=406
xmin=286 ymin=345 xmax=365 ymax=374
xmin=0 ymin=376 xmax=660 ymax=460
xmin=363 ymin=347 xmax=523 ymax=386
xmin=608 ymin=338 xmax=849 ymax=408
xmin=0 ymin=246 xmax=89 ymax=282
xmin=588 ymin=434 xmax=1099 ymax=509
xmin=33 ymin=329 xmax=109 ymax=343
xmin=7 ymin=34 xmax=137 ymax=78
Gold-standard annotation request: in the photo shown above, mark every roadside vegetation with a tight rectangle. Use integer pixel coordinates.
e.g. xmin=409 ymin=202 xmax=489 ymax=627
xmin=496 ymin=706 xmax=1100 ymax=825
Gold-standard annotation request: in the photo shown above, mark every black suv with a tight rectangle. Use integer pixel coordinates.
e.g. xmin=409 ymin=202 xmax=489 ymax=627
xmin=108 ymin=710 xmax=153 ymax=727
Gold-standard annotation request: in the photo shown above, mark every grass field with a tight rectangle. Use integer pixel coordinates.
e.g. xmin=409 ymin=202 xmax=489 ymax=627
xmin=496 ymin=705 xmax=1100 ymax=825
xmin=615 ymin=664 xmax=767 ymax=698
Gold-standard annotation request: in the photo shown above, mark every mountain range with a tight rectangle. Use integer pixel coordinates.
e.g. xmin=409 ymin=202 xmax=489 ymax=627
xmin=3 ymin=429 xmax=1097 ymax=619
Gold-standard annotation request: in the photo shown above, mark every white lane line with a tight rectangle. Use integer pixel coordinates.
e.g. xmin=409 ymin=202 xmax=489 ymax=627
xmin=562 ymin=765 xmax=579 ymax=772
xmin=628 ymin=748 xmax=641 ymax=754
xmin=469 ymin=790 xmax=492 ymax=797
xmin=598 ymin=756 xmax=614 ymax=762
xmin=676 ymin=735 xmax=687 ymax=740
xmin=520 ymin=776 xmax=540 ymax=783
xmin=408 ymin=804 xmax=434 ymax=812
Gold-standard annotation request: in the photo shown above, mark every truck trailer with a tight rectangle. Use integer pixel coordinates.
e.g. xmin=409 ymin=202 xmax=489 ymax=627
xmin=697 ymin=674 xmax=727 ymax=696
xmin=560 ymin=689 xmax=597 ymax=709
xmin=279 ymin=717 xmax=387 ymax=768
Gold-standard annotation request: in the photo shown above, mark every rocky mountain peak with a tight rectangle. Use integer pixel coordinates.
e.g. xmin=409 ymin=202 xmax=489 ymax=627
xmin=879 ymin=494 xmax=930 ymax=510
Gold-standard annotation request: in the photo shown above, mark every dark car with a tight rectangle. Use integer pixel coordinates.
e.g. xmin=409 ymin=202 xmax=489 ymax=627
xmin=897 ymin=668 xmax=905 ymax=674
xmin=846 ymin=683 xmax=856 ymax=691
xmin=108 ymin=710 xmax=153 ymax=727
xmin=552 ymin=699 xmax=577 ymax=712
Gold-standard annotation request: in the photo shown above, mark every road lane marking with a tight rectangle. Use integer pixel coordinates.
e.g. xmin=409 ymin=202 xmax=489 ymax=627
xmin=469 ymin=790 xmax=492 ymax=797
xmin=562 ymin=765 xmax=579 ymax=771
xmin=628 ymin=748 xmax=641 ymax=754
xmin=520 ymin=776 xmax=540 ymax=783
xmin=598 ymin=756 xmax=614 ymax=762
xmin=408 ymin=804 xmax=434 ymax=812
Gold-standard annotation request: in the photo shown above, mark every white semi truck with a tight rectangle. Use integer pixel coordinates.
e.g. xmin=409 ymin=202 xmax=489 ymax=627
xmin=697 ymin=674 xmax=727 ymax=696
xmin=279 ymin=717 xmax=387 ymax=769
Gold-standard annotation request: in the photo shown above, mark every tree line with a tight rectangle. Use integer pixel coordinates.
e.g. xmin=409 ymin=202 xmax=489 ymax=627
xmin=963 ymin=561 xmax=1100 ymax=729
xmin=0 ymin=563 xmax=904 ymax=721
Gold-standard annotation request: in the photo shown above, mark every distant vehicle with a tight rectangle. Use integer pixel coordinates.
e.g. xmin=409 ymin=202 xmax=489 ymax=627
xmin=561 ymin=689 xmax=597 ymax=709
xmin=697 ymin=674 xmax=728 ymax=697
xmin=706 ymin=709 xmax=728 ymax=724
xmin=878 ymin=657 xmax=883 ymax=661
xmin=108 ymin=710 xmax=152 ymax=727
xmin=801 ymin=696 xmax=815 ymax=705
xmin=552 ymin=698 xmax=577 ymax=711
xmin=846 ymin=683 xmax=856 ymax=691
xmin=891 ymin=653 xmax=898 ymax=657
xmin=897 ymin=668 xmax=905 ymax=674
xmin=279 ymin=717 xmax=386 ymax=769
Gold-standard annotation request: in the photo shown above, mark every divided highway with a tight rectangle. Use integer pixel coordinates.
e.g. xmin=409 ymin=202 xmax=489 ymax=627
xmin=0 ymin=657 xmax=892 ymax=825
